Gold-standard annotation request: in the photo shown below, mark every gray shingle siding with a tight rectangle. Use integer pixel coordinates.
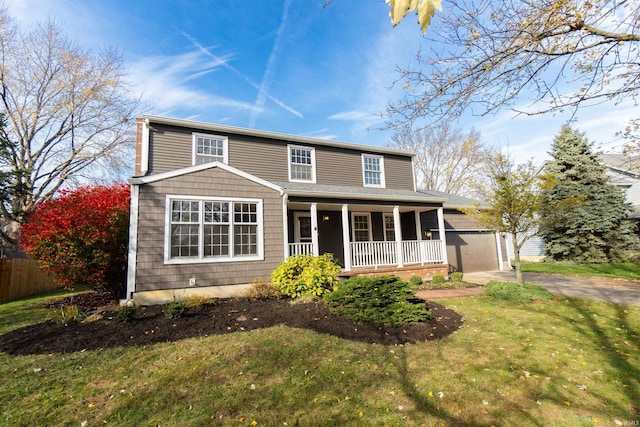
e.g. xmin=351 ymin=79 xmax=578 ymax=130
xmin=134 ymin=167 xmax=284 ymax=292
xmin=147 ymin=123 xmax=415 ymax=190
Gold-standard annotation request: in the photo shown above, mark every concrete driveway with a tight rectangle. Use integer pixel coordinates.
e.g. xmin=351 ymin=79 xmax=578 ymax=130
xmin=463 ymin=270 xmax=640 ymax=306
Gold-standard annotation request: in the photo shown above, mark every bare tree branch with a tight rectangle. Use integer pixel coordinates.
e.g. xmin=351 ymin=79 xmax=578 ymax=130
xmin=390 ymin=123 xmax=494 ymax=198
xmin=384 ymin=0 xmax=640 ymax=140
xmin=0 ymin=8 xmax=140 ymax=248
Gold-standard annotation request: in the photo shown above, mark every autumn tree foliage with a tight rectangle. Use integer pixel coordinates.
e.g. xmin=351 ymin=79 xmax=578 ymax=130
xmin=21 ymin=184 xmax=130 ymax=301
xmin=0 ymin=8 xmax=139 ymax=249
xmin=462 ymin=154 xmax=541 ymax=284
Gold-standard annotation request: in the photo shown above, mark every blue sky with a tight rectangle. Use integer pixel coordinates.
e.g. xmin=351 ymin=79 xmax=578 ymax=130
xmin=5 ymin=0 xmax=636 ymax=165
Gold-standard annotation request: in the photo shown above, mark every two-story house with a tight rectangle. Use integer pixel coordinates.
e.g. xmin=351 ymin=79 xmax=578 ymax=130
xmin=126 ymin=116 xmax=500 ymax=303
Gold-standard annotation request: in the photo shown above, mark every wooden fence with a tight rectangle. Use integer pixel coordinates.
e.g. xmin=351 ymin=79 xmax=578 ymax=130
xmin=0 ymin=258 xmax=58 ymax=303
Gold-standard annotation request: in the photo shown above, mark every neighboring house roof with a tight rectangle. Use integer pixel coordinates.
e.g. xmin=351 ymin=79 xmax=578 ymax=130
xmin=273 ymin=181 xmax=447 ymax=204
xmin=417 ymin=189 xmax=488 ymax=209
xmin=600 ymin=153 xmax=640 ymax=216
xmin=142 ymin=115 xmax=416 ymax=158
xmin=601 ymin=153 xmax=640 ymax=187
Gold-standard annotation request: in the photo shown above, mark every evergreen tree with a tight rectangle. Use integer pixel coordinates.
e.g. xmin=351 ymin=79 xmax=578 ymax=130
xmin=539 ymin=125 xmax=640 ymax=263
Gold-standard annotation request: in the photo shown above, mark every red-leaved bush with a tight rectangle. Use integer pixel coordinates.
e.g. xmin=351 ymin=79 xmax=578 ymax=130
xmin=21 ymin=183 xmax=130 ymax=300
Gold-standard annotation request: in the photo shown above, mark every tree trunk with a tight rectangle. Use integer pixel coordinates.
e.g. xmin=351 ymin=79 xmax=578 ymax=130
xmin=511 ymin=233 xmax=523 ymax=284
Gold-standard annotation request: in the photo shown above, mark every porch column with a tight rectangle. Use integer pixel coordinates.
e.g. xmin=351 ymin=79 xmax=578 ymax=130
xmin=393 ymin=205 xmax=404 ymax=268
xmin=310 ymin=203 xmax=319 ymax=256
xmin=342 ymin=204 xmax=351 ymax=271
xmin=415 ymin=210 xmax=424 ymax=265
xmin=436 ymin=207 xmax=449 ymax=266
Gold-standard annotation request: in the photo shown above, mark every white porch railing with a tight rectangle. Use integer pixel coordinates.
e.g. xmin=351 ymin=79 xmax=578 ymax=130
xmin=402 ymin=240 xmax=443 ymax=265
xmin=289 ymin=240 xmax=444 ymax=269
xmin=350 ymin=240 xmax=444 ymax=269
xmin=350 ymin=241 xmax=398 ymax=268
xmin=289 ymin=242 xmax=313 ymax=256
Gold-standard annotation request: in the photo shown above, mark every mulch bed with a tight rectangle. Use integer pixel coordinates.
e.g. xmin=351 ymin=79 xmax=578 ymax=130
xmin=0 ymin=295 xmax=464 ymax=355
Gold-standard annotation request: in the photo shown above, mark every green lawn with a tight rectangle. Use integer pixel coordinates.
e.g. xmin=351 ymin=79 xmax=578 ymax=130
xmin=1 ymin=289 xmax=639 ymax=426
xmin=520 ymin=262 xmax=640 ymax=281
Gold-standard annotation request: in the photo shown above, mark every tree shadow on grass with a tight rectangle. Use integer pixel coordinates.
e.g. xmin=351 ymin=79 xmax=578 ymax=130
xmin=393 ymin=348 xmax=546 ymax=427
xmin=517 ymin=297 xmax=640 ymax=420
xmin=565 ymin=299 xmax=640 ymax=418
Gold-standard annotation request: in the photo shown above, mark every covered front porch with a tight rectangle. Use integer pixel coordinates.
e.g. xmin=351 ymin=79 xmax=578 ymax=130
xmin=283 ymin=200 xmax=449 ymax=272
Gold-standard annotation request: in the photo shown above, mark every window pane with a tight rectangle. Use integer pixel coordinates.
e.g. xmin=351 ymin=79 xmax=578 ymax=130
xmin=291 ymin=164 xmax=313 ymax=181
xmin=353 ymin=214 xmax=370 ymax=242
xmin=234 ymin=203 xmax=257 ymax=224
xmin=234 ymin=224 xmax=257 ymax=255
xmin=384 ymin=215 xmax=395 ymax=241
xmin=170 ymin=224 xmax=199 ymax=257
xmin=365 ymin=170 xmax=381 ymax=185
xmin=172 ymin=200 xmax=199 ymax=223
xmin=204 ymin=224 xmax=229 ymax=256
xmin=204 ymin=202 xmax=229 ymax=223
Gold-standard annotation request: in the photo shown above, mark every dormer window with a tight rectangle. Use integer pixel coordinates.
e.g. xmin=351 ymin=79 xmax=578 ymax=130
xmin=193 ymin=133 xmax=228 ymax=165
xmin=362 ymin=154 xmax=385 ymax=187
xmin=288 ymin=145 xmax=316 ymax=182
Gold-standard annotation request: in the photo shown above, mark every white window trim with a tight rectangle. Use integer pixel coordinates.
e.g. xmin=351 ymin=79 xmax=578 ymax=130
xmin=351 ymin=212 xmax=373 ymax=242
xmin=164 ymin=195 xmax=263 ymax=265
xmin=362 ymin=154 xmax=386 ymax=188
xmin=383 ymin=213 xmax=396 ymax=242
xmin=288 ymin=144 xmax=317 ymax=183
xmin=192 ymin=132 xmax=229 ymax=165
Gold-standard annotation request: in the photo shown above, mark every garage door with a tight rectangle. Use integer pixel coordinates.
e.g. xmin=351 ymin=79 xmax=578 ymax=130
xmin=445 ymin=231 xmax=499 ymax=272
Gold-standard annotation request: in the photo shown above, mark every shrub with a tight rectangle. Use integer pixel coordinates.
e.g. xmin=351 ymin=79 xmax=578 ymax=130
xmin=184 ymin=295 xmax=210 ymax=309
xmin=409 ymin=275 xmax=423 ymax=287
xmin=451 ymin=272 xmax=464 ymax=282
xmin=271 ymin=254 xmax=341 ymax=298
xmin=431 ymin=274 xmax=445 ymax=285
xmin=162 ymin=300 xmax=188 ymax=319
xmin=245 ymin=278 xmax=279 ymax=300
xmin=323 ymin=275 xmax=430 ymax=327
xmin=20 ymin=183 xmax=130 ymax=301
xmin=116 ymin=305 xmax=137 ymax=322
xmin=50 ymin=305 xmax=81 ymax=324
xmin=485 ymin=281 xmax=554 ymax=302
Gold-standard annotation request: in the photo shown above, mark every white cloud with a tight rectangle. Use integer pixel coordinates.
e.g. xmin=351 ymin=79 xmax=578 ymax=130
xmin=328 ymin=111 xmax=375 ymax=121
xmin=302 ymin=129 xmax=338 ymax=140
xmin=250 ymin=0 xmax=297 ymax=126
xmin=182 ymin=31 xmax=302 ymax=122
xmin=128 ymin=52 xmax=257 ymax=114
xmin=472 ymin=97 xmax=638 ymax=165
